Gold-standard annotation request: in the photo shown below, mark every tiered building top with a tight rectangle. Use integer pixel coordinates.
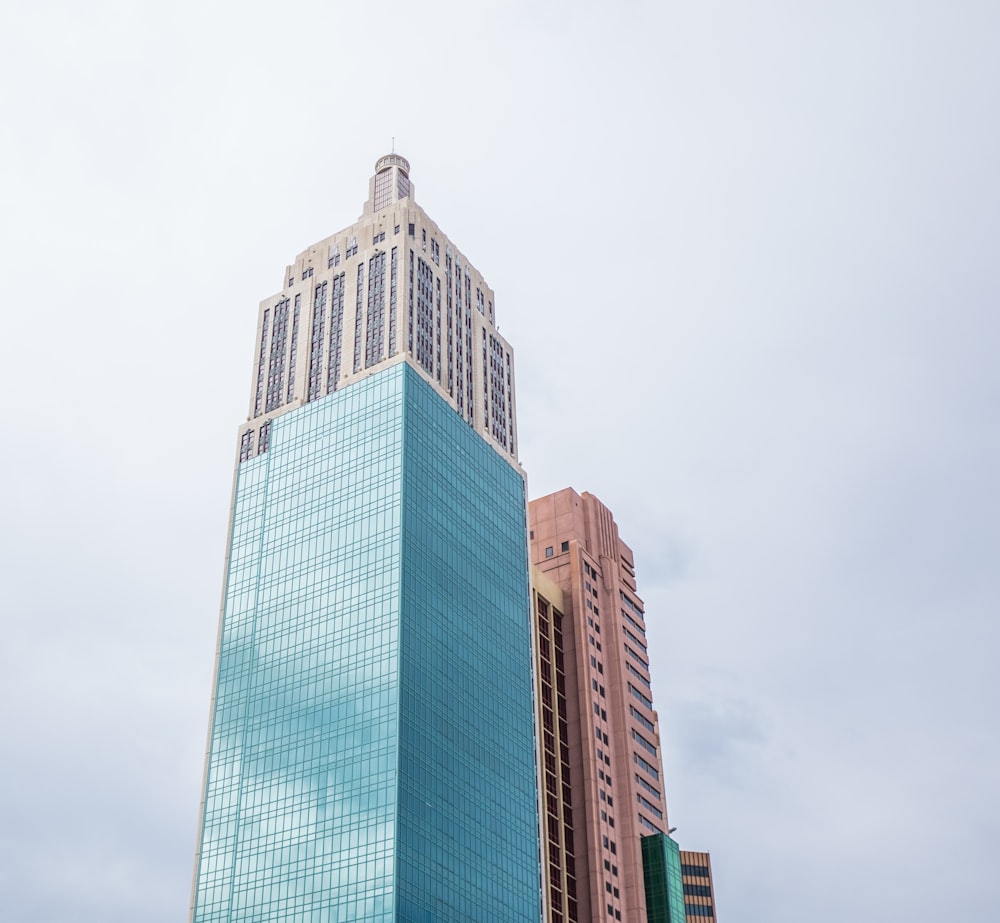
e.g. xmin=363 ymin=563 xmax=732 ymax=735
xmin=238 ymin=154 xmax=518 ymax=466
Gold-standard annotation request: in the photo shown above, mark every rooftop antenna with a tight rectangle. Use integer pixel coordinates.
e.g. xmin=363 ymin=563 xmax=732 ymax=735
xmin=391 ymin=136 xmax=395 ymax=153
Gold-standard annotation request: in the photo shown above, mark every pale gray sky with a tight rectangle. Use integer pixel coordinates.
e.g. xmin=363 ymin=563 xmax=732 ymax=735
xmin=1 ymin=1 xmax=998 ymax=920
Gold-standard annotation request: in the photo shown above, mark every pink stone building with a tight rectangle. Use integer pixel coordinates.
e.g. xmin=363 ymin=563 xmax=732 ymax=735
xmin=530 ymin=488 xmax=670 ymax=923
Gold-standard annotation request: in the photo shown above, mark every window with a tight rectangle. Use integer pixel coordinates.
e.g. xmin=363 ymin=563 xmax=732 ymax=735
xmin=627 ymin=662 xmax=651 ymax=689
xmin=253 ymin=308 xmax=270 ymax=417
xmin=685 ymin=905 xmax=714 ymax=918
xmin=561 ymin=540 xmax=569 ymax=552
xmin=238 ymin=429 xmax=254 ymax=462
xmin=408 ymin=223 xmax=415 ymax=236
xmin=682 ymin=864 xmax=711 ymax=879
xmin=639 ymin=815 xmax=662 ymax=834
xmin=630 ymin=705 xmax=655 ymax=733
xmin=622 ymin=609 xmax=647 ymax=637
xmin=637 ymin=793 xmax=664 ymax=819
xmin=635 ymin=773 xmax=661 ymax=801
xmin=286 ymin=294 xmax=302 ymax=402
xmin=634 ymin=752 xmax=659 ymax=780
xmin=325 ymin=274 xmax=346 ymax=394
xmin=629 ymin=683 xmax=653 ymax=710
xmin=545 ymin=546 xmax=554 ymax=558
xmin=624 ymin=625 xmax=648 ymax=653
xmin=264 ymin=297 xmax=290 ymax=412
xmin=365 ymin=251 xmax=387 ymax=367
xmin=620 ymin=590 xmax=644 ymax=615
xmin=684 ymin=884 xmax=713 ymax=898
xmin=373 ymin=168 xmax=392 ymax=210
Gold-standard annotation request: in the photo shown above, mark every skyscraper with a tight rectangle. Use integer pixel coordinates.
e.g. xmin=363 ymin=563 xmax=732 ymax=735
xmin=529 ymin=489 xmax=671 ymax=923
xmin=189 ymin=155 xmax=541 ymax=922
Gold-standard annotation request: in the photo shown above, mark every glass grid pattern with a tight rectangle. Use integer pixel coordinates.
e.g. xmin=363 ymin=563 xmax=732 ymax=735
xmin=194 ymin=371 xmax=403 ymax=923
xmin=396 ymin=367 xmax=539 ymax=921
xmin=641 ymin=834 xmax=687 ymax=923
xmin=193 ymin=363 xmax=540 ymax=923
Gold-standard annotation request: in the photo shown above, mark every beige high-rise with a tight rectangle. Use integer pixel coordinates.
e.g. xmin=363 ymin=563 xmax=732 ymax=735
xmin=680 ymin=850 xmax=718 ymax=921
xmin=530 ymin=489 xmax=670 ymax=923
xmin=236 ymin=153 xmax=517 ymax=467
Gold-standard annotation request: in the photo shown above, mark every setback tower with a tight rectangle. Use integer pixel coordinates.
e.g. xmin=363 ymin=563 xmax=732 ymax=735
xmin=190 ymin=155 xmax=540 ymax=922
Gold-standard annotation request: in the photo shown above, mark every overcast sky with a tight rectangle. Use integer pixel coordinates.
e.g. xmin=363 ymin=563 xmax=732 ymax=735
xmin=1 ymin=1 xmax=998 ymax=920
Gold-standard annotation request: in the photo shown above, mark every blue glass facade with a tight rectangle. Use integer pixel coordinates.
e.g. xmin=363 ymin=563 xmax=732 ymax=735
xmin=192 ymin=362 xmax=540 ymax=922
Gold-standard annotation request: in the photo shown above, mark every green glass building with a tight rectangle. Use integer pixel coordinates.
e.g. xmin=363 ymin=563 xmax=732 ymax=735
xmin=641 ymin=833 xmax=688 ymax=923
xmin=190 ymin=157 xmax=540 ymax=922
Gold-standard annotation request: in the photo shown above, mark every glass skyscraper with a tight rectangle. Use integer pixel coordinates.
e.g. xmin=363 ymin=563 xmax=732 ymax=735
xmin=190 ymin=157 xmax=540 ymax=922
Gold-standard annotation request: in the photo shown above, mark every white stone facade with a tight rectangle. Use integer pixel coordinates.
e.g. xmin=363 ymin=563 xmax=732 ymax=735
xmin=237 ymin=155 xmax=518 ymax=467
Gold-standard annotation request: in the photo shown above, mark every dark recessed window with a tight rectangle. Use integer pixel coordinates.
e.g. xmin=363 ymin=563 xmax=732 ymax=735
xmin=685 ymin=906 xmax=714 ymax=918
xmin=561 ymin=540 xmax=569 ymax=552
xmin=684 ymin=884 xmax=713 ymax=898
